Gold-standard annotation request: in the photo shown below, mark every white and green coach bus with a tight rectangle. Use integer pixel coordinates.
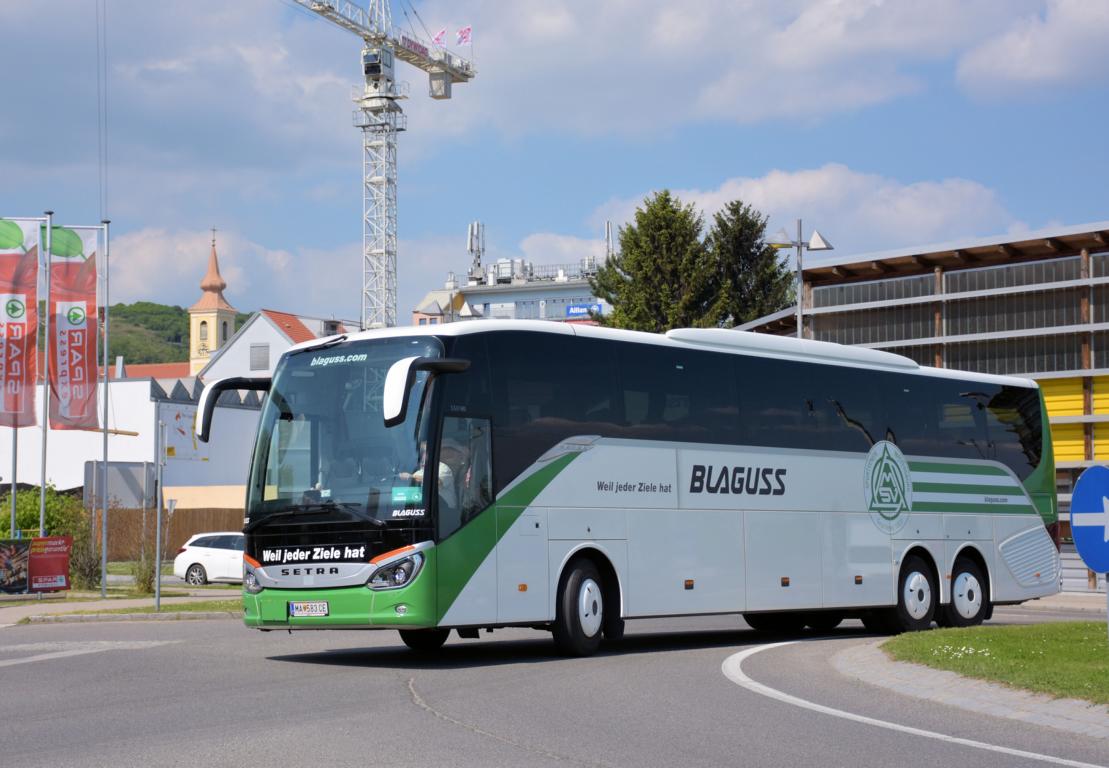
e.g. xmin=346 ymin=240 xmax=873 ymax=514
xmin=198 ymin=321 xmax=1059 ymax=655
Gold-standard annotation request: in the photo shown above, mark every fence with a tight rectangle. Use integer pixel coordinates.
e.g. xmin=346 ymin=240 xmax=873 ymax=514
xmin=91 ymin=507 xmax=243 ymax=561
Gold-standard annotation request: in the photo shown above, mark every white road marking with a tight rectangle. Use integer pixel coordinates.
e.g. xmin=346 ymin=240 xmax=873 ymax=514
xmin=721 ymin=641 xmax=1107 ymax=768
xmin=0 ymin=640 xmax=178 ymax=668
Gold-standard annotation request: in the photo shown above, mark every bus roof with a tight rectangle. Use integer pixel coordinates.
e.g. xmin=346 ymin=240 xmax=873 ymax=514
xmin=288 ymin=319 xmax=1038 ymax=390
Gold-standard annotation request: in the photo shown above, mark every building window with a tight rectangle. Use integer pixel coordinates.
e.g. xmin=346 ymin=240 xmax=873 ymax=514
xmin=418 ymin=318 xmax=427 ymax=326
xmin=250 ymin=343 xmax=269 ymax=371
xmin=199 ymin=320 xmax=208 ymax=341
xmin=222 ymin=321 xmax=228 ymax=342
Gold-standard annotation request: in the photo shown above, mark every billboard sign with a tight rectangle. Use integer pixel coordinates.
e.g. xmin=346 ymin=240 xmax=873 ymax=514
xmin=566 ymin=303 xmax=602 ymax=318
xmin=0 ymin=537 xmax=71 ymax=594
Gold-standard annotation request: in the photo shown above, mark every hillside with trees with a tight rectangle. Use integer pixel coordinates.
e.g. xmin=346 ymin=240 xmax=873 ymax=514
xmin=102 ymin=302 xmax=251 ymax=365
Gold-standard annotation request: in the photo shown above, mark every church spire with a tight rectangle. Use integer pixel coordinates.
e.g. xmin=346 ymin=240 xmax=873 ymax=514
xmin=191 ymin=229 xmax=235 ymax=311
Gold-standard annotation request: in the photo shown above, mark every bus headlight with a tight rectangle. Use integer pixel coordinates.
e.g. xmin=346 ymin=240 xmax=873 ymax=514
xmin=368 ymin=553 xmax=424 ymax=590
xmin=244 ymin=569 xmax=264 ymax=595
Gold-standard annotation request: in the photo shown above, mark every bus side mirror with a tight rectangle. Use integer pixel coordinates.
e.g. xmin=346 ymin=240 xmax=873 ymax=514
xmin=383 ymin=357 xmax=470 ymax=428
xmin=198 ymin=376 xmax=272 ymax=443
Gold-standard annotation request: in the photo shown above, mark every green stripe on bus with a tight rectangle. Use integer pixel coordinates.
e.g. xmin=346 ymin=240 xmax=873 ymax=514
xmin=433 ymin=452 xmax=579 ymax=624
xmin=908 ymin=461 xmax=1009 ymax=476
xmin=912 ymin=501 xmax=1035 ymax=514
xmin=912 ymin=482 xmax=1024 ymax=495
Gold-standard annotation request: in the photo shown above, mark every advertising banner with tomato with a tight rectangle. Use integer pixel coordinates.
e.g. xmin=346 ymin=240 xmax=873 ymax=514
xmin=0 ymin=219 xmax=39 ymax=428
xmin=48 ymin=226 xmax=99 ymax=430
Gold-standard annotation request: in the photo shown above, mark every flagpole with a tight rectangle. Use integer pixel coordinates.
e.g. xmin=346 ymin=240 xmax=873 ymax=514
xmin=39 ymin=211 xmax=52 ymax=537
xmin=9 ymin=427 xmax=15 ymax=538
xmin=100 ymin=219 xmax=110 ymax=597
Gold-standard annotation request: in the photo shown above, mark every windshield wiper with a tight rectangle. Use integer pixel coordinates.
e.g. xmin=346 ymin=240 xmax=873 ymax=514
xmin=245 ymin=500 xmax=384 ymax=532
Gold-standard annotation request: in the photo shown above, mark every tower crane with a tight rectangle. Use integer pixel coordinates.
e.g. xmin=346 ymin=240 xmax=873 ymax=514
xmin=292 ymin=0 xmax=475 ymax=328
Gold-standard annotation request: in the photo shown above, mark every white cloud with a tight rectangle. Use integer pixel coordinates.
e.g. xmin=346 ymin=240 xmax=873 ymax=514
xmin=111 ymin=228 xmax=360 ymax=321
xmin=519 ymin=233 xmax=605 ymax=265
xmin=405 ymin=0 xmax=1033 ymax=136
xmin=957 ymin=0 xmax=1109 ymax=94
xmin=590 ymin=164 xmax=1020 ymax=257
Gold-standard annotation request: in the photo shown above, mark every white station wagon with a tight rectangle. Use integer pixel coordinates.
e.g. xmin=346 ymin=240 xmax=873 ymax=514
xmin=173 ymin=532 xmax=245 ymax=585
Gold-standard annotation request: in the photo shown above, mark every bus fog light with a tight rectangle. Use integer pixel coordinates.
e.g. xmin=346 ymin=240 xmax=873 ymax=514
xmin=244 ymin=570 xmax=264 ymax=595
xmin=368 ymin=553 xmax=424 ymax=590
xmin=395 ymin=604 xmax=408 ymax=615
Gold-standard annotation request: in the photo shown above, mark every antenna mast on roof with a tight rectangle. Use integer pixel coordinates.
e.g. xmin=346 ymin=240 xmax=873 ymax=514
xmin=467 ymin=220 xmax=485 ymax=282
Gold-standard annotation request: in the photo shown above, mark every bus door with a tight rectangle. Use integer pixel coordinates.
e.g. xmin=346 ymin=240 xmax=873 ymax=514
xmin=434 ymin=415 xmax=497 ymax=626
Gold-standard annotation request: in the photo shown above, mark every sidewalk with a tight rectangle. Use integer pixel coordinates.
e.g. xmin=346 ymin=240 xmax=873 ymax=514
xmin=834 ymin=640 xmax=1109 ymax=740
xmin=1016 ymin=591 xmax=1107 ymax=615
xmin=0 ymin=593 xmax=235 ymax=627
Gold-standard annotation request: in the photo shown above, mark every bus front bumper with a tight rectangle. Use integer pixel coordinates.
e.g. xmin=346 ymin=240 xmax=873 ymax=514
xmin=243 ymin=572 xmax=436 ymax=630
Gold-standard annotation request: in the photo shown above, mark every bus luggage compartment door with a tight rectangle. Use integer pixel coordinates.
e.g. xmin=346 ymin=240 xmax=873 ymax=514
xmin=745 ymin=510 xmax=822 ymax=611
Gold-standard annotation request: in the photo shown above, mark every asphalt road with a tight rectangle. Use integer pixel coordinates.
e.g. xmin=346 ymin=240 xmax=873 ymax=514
xmin=1 ymin=607 xmax=1105 ymax=768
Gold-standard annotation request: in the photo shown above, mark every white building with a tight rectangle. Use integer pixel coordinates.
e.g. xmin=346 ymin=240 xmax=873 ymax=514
xmin=0 ymin=239 xmax=350 ymax=509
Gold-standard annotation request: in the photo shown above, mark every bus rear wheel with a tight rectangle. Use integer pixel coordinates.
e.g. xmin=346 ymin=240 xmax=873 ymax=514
xmin=399 ymin=628 xmax=450 ymax=653
xmin=553 ymin=559 xmax=605 ymax=656
xmin=940 ymin=557 xmax=988 ymax=628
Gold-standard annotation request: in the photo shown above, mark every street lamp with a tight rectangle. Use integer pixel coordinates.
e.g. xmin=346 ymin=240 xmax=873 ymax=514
xmin=768 ymin=219 xmax=834 ymax=339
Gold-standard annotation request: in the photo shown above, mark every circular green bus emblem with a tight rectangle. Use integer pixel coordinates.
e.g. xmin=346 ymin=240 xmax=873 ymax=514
xmin=5 ymin=299 xmax=24 ymax=319
xmin=66 ymin=306 xmax=85 ymax=325
xmin=864 ymin=440 xmax=912 ymax=534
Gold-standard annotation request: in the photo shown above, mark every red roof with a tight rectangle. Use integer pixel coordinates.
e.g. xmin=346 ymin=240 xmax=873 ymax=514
xmin=262 ymin=309 xmax=316 ymax=344
xmin=113 ymin=362 xmax=191 ymax=380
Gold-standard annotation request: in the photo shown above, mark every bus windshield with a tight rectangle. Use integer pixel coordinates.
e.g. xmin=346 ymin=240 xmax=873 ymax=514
xmin=245 ymin=336 xmax=443 ymax=529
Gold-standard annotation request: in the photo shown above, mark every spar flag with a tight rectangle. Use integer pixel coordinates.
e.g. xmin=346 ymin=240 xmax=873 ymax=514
xmin=456 ymin=25 xmax=472 ymax=46
xmin=432 ymin=28 xmax=446 ymax=48
xmin=0 ymin=220 xmax=38 ymax=427
xmin=47 ymin=226 xmax=98 ymax=430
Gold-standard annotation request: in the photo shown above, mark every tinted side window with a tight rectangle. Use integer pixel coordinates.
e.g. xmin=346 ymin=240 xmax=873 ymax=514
xmin=619 ymin=343 xmax=737 ymax=444
xmin=191 ymin=536 xmax=216 ymax=549
xmin=487 ymin=332 xmax=619 ymax=493
xmin=732 ymin=354 xmax=1041 ymax=479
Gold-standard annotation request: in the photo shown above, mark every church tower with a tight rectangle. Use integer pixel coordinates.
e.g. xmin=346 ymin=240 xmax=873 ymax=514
xmin=189 ymin=231 xmax=237 ymax=375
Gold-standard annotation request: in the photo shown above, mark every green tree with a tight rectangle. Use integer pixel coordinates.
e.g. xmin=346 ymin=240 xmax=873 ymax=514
xmin=0 ymin=485 xmax=85 ymax=538
xmin=592 ymin=192 xmax=794 ymax=331
xmin=705 ymin=200 xmax=795 ymax=326
xmin=591 ymin=191 xmax=718 ymax=332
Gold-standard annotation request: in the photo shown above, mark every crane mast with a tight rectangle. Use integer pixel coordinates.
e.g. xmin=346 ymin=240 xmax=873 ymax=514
xmin=292 ymin=0 xmax=475 ymax=328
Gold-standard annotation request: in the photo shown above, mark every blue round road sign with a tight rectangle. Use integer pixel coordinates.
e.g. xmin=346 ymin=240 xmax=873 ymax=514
xmin=1071 ymin=465 xmax=1109 ymax=573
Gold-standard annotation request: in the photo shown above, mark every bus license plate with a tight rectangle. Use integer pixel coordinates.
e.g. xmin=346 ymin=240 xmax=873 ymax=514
xmin=289 ymin=601 xmax=329 ymax=617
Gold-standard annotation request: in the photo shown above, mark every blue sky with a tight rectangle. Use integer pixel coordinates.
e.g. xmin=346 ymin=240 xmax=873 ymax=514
xmin=2 ymin=0 xmax=1108 ymax=322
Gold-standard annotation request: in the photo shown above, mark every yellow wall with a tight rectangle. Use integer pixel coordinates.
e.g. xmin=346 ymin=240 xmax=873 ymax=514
xmin=1051 ymin=423 xmax=1085 ymax=462
xmin=164 ymin=485 xmax=246 ymax=510
xmin=1040 ymin=377 xmax=1084 ymax=418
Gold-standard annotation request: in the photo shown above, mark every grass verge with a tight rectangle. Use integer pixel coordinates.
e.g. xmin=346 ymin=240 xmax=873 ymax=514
xmin=884 ymin=622 xmax=1109 ymax=705
xmin=57 ymin=599 xmax=243 ymax=616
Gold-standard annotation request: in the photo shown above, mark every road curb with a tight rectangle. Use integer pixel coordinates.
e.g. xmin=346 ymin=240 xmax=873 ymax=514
xmin=833 ymin=639 xmax=1109 ymax=740
xmin=25 ymin=611 xmax=243 ymax=624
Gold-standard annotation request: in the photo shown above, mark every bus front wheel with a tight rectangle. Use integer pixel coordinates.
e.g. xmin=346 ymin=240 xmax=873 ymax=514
xmin=553 ymin=559 xmax=605 ymax=656
xmin=399 ymin=628 xmax=450 ymax=653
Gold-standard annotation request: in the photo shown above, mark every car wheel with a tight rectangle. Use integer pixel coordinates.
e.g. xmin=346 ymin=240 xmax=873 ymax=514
xmin=553 ymin=558 xmax=605 ymax=656
xmin=399 ymin=628 xmax=450 ymax=653
xmin=941 ymin=557 xmax=989 ymax=628
xmin=185 ymin=564 xmax=208 ymax=586
xmin=743 ymin=612 xmax=806 ymax=634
